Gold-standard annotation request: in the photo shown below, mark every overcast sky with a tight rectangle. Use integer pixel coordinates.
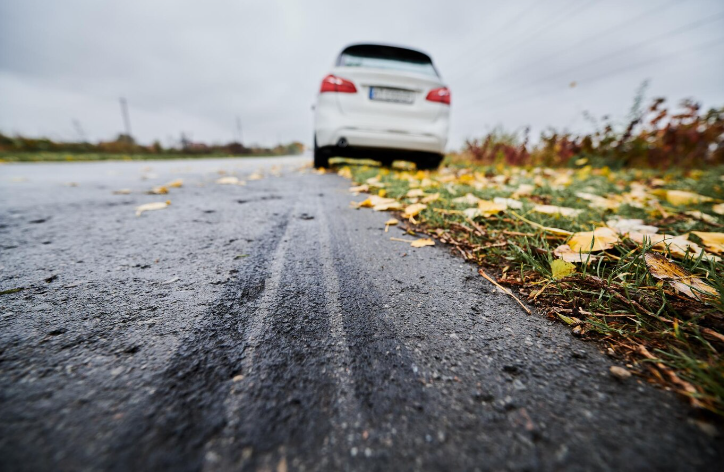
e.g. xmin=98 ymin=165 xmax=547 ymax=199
xmin=1 ymin=0 xmax=722 ymax=149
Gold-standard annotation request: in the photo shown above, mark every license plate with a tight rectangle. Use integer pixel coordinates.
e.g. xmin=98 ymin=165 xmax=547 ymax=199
xmin=369 ymin=87 xmax=414 ymax=104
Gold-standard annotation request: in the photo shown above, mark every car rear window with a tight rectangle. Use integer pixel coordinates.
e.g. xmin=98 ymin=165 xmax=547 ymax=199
xmin=337 ymin=44 xmax=439 ymax=77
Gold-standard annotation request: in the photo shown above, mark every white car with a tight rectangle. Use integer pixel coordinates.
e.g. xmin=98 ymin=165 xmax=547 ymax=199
xmin=313 ymin=43 xmax=450 ymax=169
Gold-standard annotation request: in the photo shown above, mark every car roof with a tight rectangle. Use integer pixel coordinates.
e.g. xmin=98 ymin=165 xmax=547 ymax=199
xmin=338 ymin=43 xmax=433 ymax=64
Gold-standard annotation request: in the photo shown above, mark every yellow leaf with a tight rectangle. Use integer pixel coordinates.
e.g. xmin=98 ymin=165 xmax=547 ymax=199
xmin=421 ymin=193 xmax=440 ymax=203
xmin=644 ymin=252 xmax=717 ymax=301
xmin=248 ymin=172 xmax=263 ymax=180
xmin=606 ymin=218 xmax=658 ymax=235
xmin=410 ymin=238 xmax=435 ymax=248
xmin=630 ymin=233 xmax=720 ymax=262
xmin=402 ymin=203 xmax=427 ymax=219
xmin=349 ymin=184 xmax=369 ymax=193
xmin=135 ymin=200 xmax=170 ymax=216
xmin=551 ymin=259 xmax=576 ymax=279
xmin=477 ymin=200 xmax=507 ymax=216
xmin=385 ymin=218 xmax=398 ymax=226
xmin=690 ymin=231 xmax=724 ymax=254
xmin=406 ymin=188 xmax=426 ymax=198
xmin=511 ymin=184 xmax=535 ymax=198
xmin=337 ymin=167 xmax=352 ymax=179
xmin=493 ymin=197 xmax=523 ymax=209
xmin=166 ymin=179 xmax=183 ymax=188
xmin=149 ymin=185 xmax=168 ymax=195
xmin=712 ymin=203 xmax=724 ymax=215
xmin=378 ymin=189 xmax=387 ymax=197
xmin=567 ymin=227 xmax=618 ymax=253
xmin=653 ymin=189 xmax=713 ymax=206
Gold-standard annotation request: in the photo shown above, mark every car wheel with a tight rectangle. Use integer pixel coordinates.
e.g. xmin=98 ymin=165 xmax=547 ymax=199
xmin=416 ymin=153 xmax=443 ymax=170
xmin=313 ymin=138 xmax=329 ymax=169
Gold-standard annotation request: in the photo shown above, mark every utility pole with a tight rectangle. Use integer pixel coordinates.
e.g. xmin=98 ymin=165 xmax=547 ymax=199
xmin=235 ymin=115 xmax=243 ymax=144
xmin=119 ymin=97 xmax=132 ymax=140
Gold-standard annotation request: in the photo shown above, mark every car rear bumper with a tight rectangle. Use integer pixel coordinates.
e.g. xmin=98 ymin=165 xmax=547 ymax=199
xmin=320 ymin=127 xmax=445 ymax=154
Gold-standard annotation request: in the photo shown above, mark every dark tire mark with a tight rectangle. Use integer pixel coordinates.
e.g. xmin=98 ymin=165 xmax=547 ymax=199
xmin=109 ymin=212 xmax=292 ymax=472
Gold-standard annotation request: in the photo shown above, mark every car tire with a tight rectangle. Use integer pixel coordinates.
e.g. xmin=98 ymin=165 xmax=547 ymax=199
xmin=313 ymin=138 xmax=329 ymax=169
xmin=416 ymin=153 xmax=443 ymax=170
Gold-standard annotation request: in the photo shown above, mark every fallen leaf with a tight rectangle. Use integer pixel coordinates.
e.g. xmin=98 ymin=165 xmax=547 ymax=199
xmin=384 ymin=218 xmax=398 ymax=232
xmin=166 ymin=179 xmax=183 ymax=188
xmin=216 ymin=176 xmax=243 ymax=185
xmin=248 ymin=172 xmax=263 ymax=180
xmin=575 ymin=192 xmax=620 ymax=210
xmin=136 ymin=200 xmax=170 ymax=216
xmin=477 ymin=200 xmax=507 ymax=216
xmin=653 ymin=189 xmax=713 ymax=206
xmin=606 ymin=218 xmax=658 ymax=235
xmin=644 ymin=252 xmax=717 ymax=300
xmin=690 ymin=232 xmax=724 ymax=254
xmin=113 ymin=189 xmax=131 ymax=195
xmin=554 ymin=244 xmax=598 ymax=263
xmin=567 ymin=227 xmax=618 ymax=253
xmin=533 ymin=204 xmax=583 ymax=218
xmin=406 ymin=188 xmax=426 ymax=198
xmin=630 ymin=233 xmax=719 ymax=261
xmin=421 ymin=193 xmax=440 ymax=203
xmin=493 ymin=197 xmax=523 ymax=209
xmin=402 ymin=203 xmax=427 ymax=219
xmin=512 ymin=184 xmax=535 ymax=198
xmin=712 ymin=203 xmax=724 ymax=215
xmin=410 ymin=238 xmax=435 ymax=248
xmin=452 ymin=193 xmax=481 ymax=206
xmin=349 ymin=184 xmax=369 ymax=193
xmin=685 ymin=211 xmax=719 ymax=225
xmin=149 ymin=185 xmax=168 ymax=195
xmin=551 ymin=259 xmax=575 ymax=279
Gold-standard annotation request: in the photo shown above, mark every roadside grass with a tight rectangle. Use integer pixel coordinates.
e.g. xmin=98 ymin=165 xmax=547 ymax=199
xmin=0 ymin=152 xmax=286 ymax=163
xmin=335 ymin=158 xmax=724 ymax=416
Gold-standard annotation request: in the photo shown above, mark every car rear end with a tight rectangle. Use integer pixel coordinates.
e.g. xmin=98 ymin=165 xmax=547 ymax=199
xmin=314 ymin=44 xmax=450 ymax=168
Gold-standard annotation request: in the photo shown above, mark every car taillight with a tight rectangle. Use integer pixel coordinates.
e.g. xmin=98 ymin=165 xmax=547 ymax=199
xmin=320 ymin=74 xmax=357 ymax=93
xmin=426 ymin=87 xmax=451 ymax=105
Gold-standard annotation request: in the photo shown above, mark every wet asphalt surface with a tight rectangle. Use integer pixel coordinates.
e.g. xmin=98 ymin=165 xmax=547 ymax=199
xmin=0 ymin=155 xmax=722 ymax=471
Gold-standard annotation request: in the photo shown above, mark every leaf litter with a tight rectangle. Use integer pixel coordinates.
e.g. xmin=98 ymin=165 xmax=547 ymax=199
xmin=336 ymin=161 xmax=724 ymax=415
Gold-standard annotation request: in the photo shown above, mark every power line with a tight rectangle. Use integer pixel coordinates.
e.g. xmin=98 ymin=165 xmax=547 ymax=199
xmin=457 ymin=10 xmax=724 ymax=111
xmin=474 ymin=0 xmax=599 ymax=68
xmin=459 ymin=34 xmax=724 ymax=115
xmin=443 ymin=0 xmax=541 ymax=74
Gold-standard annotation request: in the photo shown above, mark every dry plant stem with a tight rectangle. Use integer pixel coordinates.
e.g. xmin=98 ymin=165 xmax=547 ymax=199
xmin=479 ymin=269 xmax=532 ymax=315
xmin=638 ymin=345 xmax=704 ymax=409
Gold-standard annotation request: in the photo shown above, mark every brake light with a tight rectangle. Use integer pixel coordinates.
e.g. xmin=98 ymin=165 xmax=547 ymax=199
xmin=320 ymin=74 xmax=357 ymax=93
xmin=426 ymin=87 xmax=451 ymax=105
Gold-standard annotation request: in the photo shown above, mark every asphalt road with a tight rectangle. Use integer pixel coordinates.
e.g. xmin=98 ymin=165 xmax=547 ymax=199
xmin=0 ymin=156 xmax=721 ymax=471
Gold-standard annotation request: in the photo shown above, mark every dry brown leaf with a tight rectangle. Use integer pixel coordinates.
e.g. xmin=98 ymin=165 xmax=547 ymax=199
xmin=567 ymin=227 xmax=618 ymax=253
xmin=644 ymin=252 xmax=717 ymax=300
xmin=136 ymin=200 xmax=170 ymax=216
